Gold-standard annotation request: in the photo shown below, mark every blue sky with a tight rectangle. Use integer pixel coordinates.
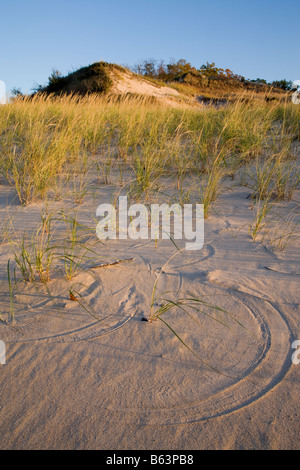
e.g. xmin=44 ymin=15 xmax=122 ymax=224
xmin=0 ymin=0 xmax=299 ymax=94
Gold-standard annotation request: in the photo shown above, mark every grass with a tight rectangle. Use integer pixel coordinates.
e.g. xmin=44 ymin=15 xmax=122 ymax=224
xmin=249 ymin=197 xmax=274 ymax=242
xmin=246 ymin=151 xmax=299 ymax=202
xmin=7 ymin=260 xmax=16 ymax=324
xmin=266 ymin=210 xmax=299 ymax=251
xmin=147 ymin=247 xmax=248 ymax=375
xmin=59 ymin=210 xmax=104 ymax=280
xmin=250 ymin=202 xmax=300 ymax=250
xmin=8 ymin=208 xmax=106 ymax=284
xmin=0 ymin=93 xmax=299 ymax=207
xmin=197 ymin=155 xmax=227 ymax=218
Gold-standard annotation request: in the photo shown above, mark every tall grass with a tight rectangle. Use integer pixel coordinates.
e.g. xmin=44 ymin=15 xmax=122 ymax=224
xmin=8 ymin=208 xmax=105 ymax=284
xmin=0 ymin=94 xmax=299 ymax=209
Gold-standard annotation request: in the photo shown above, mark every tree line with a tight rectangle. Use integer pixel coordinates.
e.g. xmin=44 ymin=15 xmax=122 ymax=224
xmin=131 ymin=58 xmax=292 ymax=90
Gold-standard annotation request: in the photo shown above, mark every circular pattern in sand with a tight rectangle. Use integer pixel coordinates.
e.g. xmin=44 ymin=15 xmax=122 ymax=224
xmin=0 ymin=245 xmax=292 ymax=424
xmin=95 ymin=284 xmax=291 ymax=425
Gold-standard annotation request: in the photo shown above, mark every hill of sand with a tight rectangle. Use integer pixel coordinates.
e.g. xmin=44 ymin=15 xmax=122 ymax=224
xmin=110 ymin=69 xmax=183 ymax=106
xmin=36 ymin=61 xmax=289 ymax=108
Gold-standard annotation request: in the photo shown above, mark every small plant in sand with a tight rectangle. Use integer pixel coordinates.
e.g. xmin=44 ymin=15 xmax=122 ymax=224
xmin=197 ymin=152 xmax=227 ymax=218
xmin=11 ymin=232 xmax=40 ymax=283
xmin=266 ymin=213 xmax=299 ymax=251
xmin=59 ymin=210 xmax=106 ymax=280
xmin=247 ymin=152 xmax=299 ymax=202
xmin=0 ymin=260 xmax=17 ymax=325
xmin=10 ymin=209 xmax=58 ymax=283
xmin=60 ymin=212 xmax=86 ymax=280
xmin=6 ymin=260 xmax=17 ymax=324
xmin=7 ymin=208 xmax=103 ymax=284
xmin=249 ymin=197 xmax=274 ymax=242
xmin=251 ymin=204 xmax=300 ymax=251
xmin=0 ymin=215 xmax=16 ymax=245
xmin=146 ymin=247 xmax=246 ymax=374
xmin=95 ymin=140 xmax=116 ymax=185
xmin=270 ymin=157 xmax=300 ymax=201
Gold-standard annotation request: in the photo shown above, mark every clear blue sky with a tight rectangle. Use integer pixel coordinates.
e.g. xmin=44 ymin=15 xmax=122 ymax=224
xmin=0 ymin=0 xmax=299 ymax=94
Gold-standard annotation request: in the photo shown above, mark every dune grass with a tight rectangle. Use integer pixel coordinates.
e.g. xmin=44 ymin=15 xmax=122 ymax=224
xmin=7 ymin=208 xmax=106 ymax=285
xmin=0 ymin=94 xmax=299 ymax=260
xmin=0 ymin=93 xmax=299 ymax=208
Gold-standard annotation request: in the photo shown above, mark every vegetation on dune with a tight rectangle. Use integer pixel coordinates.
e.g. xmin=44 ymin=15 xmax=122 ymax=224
xmin=132 ymin=58 xmax=293 ymax=97
xmin=11 ymin=58 xmax=292 ymax=102
xmin=1 ymin=70 xmax=299 ymax=252
xmin=0 ymin=93 xmax=299 ymax=209
xmin=34 ymin=62 xmax=127 ymax=96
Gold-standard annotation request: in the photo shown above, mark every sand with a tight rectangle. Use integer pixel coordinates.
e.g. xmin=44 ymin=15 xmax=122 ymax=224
xmin=111 ymin=70 xmax=184 ymax=107
xmin=0 ymin=169 xmax=299 ymax=450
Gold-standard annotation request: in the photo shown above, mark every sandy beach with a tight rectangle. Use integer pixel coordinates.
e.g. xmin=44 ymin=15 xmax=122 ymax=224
xmin=0 ymin=160 xmax=299 ymax=450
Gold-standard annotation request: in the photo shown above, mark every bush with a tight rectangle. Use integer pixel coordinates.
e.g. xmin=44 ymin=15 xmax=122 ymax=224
xmin=37 ymin=62 xmax=116 ymax=96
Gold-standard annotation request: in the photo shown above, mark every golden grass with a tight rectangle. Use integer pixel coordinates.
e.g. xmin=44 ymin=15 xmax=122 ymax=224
xmin=0 ymin=93 xmax=299 ymax=211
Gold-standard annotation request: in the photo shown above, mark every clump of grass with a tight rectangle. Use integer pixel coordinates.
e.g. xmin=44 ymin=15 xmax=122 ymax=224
xmin=60 ymin=211 xmax=84 ymax=280
xmin=266 ymin=213 xmax=299 ymax=251
xmin=10 ymin=210 xmax=57 ymax=283
xmin=249 ymin=197 xmax=274 ymax=242
xmin=66 ymin=153 xmax=93 ymax=204
xmin=8 ymin=208 xmax=103 ymax=284
xmin=0 ymin=97 xmax=83 ymax=204
xmin=247 ymin=153 xmax=299 ymax=202
xmin=195 ymin=147 xmax=228 ymax=218
xmin=147 ymin=248 xmax=246 ymax=374
xmin=198 ymin=164 xmax=227 ymax=218
xmin=11 ymin=232 xmax=37 ymax=282
xmin=7 ymin=260 xmax=17 ymax=324
xmin=59 ymin=210 xmax=106 ymax=280
xmin=250 ymin=204 xmax=300 ymax=251
xmin=0 ymin=215 xmax=15 ymax=245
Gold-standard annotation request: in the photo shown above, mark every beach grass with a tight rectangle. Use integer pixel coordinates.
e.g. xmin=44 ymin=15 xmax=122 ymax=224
xmin=0 ymin=94 xmax=299 ymax=207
